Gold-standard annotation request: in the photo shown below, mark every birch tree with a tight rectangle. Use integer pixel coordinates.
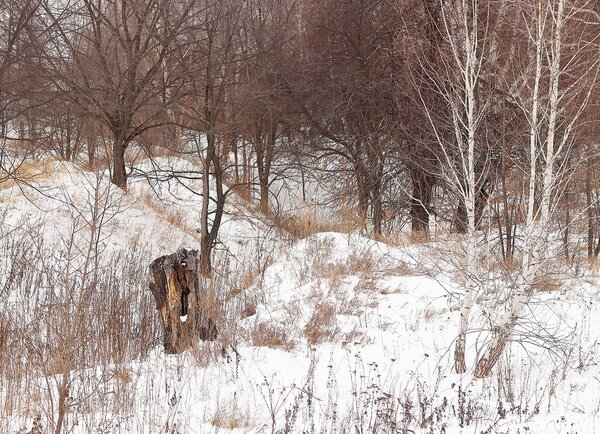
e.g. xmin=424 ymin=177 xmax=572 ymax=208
xmin=410 ymin=0 xmax=496 ymax=373
xmin=445 ymin=0 xmax=486 ymax=374
xmin=474 ymin=0 xmax=599 ymax=378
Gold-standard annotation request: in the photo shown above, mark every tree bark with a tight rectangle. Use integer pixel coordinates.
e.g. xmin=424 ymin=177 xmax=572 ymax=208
xmin=149 ymin=249 xmax=217 ymax=354
xmin=474 ymin=0 xmax=568 ymax=378
xmin=587 ymin=152 xmax=594 ymax=261
xmin=259 ymin=175 xmax=270 ymax=214
xmin=410 ymin=167 xmax=435 ymax=237
xmin=372 ymin=163 xmax=384 ymax=236
xmin=111 ymin=135 xmax=127 ymax=190
xmin=256 ymin=120 xmax=276 ymax=215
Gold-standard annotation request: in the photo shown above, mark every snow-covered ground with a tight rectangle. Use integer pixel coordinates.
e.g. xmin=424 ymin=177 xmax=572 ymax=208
xmin=2 ymin=158 xmax=600 ymax=433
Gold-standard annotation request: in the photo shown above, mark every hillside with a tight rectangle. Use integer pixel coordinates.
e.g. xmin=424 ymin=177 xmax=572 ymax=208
xmin=1 ymin=159 xmax=599 ymax=433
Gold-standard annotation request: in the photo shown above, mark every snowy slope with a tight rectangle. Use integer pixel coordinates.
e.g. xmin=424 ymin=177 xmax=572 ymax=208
xmin=2 ymin=159 xmax=600 ymax=433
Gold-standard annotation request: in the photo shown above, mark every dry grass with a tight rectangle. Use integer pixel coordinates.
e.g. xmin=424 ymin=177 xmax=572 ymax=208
xmin=342 ymin=326 xmax=370 ymax=347
xmin=347 ymin=250 xmax=377 ymax=275
xmin=533 ymin=274 xmax=563 ymax=293
xmin=221 ymin=262 xmax=268 ymax=323
xmin=140 ymin=191 xmax=199 ymax=240
xmin=251 ymin=322 xmax=295 ymax=351
xmin=318 ymin=245 xmax=410 ymax=282
xmin=488 ymin=256 xmax=520 ymax=273
xmin=166 ymin=211 xmax=186 ymax=229
xmin=305 ymin=303 xmax=338 ymax=345
xmin=239 ymin=266 xmax=263 ymax=289
xmin=111 ymin=367 xmax=132 ymax=385
xmin=0 ymin=157 xmax=64 ymax=190
xmin=211 ymin=402 xmax=252 ymax=430
xmin=141 ymin=191 xmax=165 ymax=214
xmin=230 ymin=182 xmax=253 ymax=203
xmin=228 ymin=260 xmax=271 ymax=298
xmin=589 ymin=259 xmax=600 ymax=276
xmin=326 ymin=265 xmax=350 ymax=293
xmin=378 ymin=225 xmax=459 ymax=246
xmin=312 ymin=262 xmax=349 ymax=282
xmin=241 ymin=301 xmax=257 ymax=319
xmin=374 ymin=230 xmax=406 ymax=247
xmin=274 ymin=209 xmax=362 ymax=240
xmin=0 ymin=225 xmax=162 ymax=433
xmin=197 ymin=287 xmax=219 ymax=320
xmin=407 ymin=230 xmax=434 ymax=245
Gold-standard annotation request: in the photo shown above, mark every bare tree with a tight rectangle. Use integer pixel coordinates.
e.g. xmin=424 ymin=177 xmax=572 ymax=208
xmin=43 ymin=0 xmax=191 ymax=189
xmin=0 ymin=0 xmax=48 ymax=187
xmin=177 ymin=0 xmax=243 ymax=276
xmin=236 ymin=0 xmax=299 ymax=215
xmin=297 ymin=0 xmax=401 ymax=236
xmin=474 ymin=0 xmax=599 ymax=378
xmin=409 ymin=0 xmax=497 ymax=373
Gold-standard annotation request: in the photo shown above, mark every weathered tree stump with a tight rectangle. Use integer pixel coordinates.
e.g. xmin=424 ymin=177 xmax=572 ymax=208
xmin=149 ymin=249 xmax=217 ymax=354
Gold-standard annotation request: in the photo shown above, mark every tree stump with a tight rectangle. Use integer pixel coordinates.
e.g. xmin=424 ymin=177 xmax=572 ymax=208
xmin=149 ymin=249 xmax=217 ymax=354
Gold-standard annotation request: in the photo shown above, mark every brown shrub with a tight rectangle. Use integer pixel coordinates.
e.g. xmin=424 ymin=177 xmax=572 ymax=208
xmin=533 ymin=274 xmax=563 ymax=293
xmin=304 ymin=303 xmax=338 ymax=345
xmin=251 ymin=322 xmax=295 ymax=351
xmin=211 ymin=402 xmax=252 ymax=429
xmin=274 ymin=209 xmax=362 ymax=240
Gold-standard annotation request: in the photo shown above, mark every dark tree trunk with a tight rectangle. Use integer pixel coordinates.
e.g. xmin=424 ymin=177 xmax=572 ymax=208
xmin=255 ymin=121 xmax=276 ymax=215
xmin=111 ymin=136 xmax=127 ymax=190
xmin=259 ymin=177 xmax=269 ymax=215
xmin=301 ymin=167 xmax=307 ymax=202
xmin=149 ymin=249 xmax=217 ymax=354
xmin=233 ymin=135 xmax=240 ymax=184
xmin=453 ymin=191 xmax=489 ymax=234
xmin=199 ymin=128 xmax=215 ymax=276
xmin=0 ymin=111 xmax=5 ymax=138
xmin=199 ymin=238 xmax=212 ymax=278
xmin=563 ymin=189 xmax=571 ymax=263
xmin=255 ymin=133 xmax=269 ymax=214
xmin=473 ymin=317 xmax=514 ymax=379
xmin=454 ymin=199 xmax=468 ymax=234
xmin=198 ymin=130 xmax=227 ymax=277
xmin=203 ymin=160 xmax=226 ymax=275
xmin=410 ymin=167 xmax=435 ymax=237
xmin=372 ymin=191 xmax=383 ymax=236
xmin=65 ymin=122 xmax=72 ymax=161
xmin=372 ymin=164 xmax=384 ymax=237
xmin=87 ymin=137 xmax=96 ymax=167
xmin=499 ymin=167 xmax=511 ymax=262
xmin=587 ymin=154 xmax=594 ymax=262
xmin=353 ymin=151 xmax=370 ymax=226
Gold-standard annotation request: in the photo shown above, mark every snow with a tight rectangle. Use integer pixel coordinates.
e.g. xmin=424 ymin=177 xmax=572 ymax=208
xmin=2 ymin=157 xmax=600 ymax=433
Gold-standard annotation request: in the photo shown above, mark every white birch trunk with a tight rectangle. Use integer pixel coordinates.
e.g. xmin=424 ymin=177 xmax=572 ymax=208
xmin=474 ymin=0 xmax=565 ymax=378
xmin=448 ymin=0 xmax=483 ymax=374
